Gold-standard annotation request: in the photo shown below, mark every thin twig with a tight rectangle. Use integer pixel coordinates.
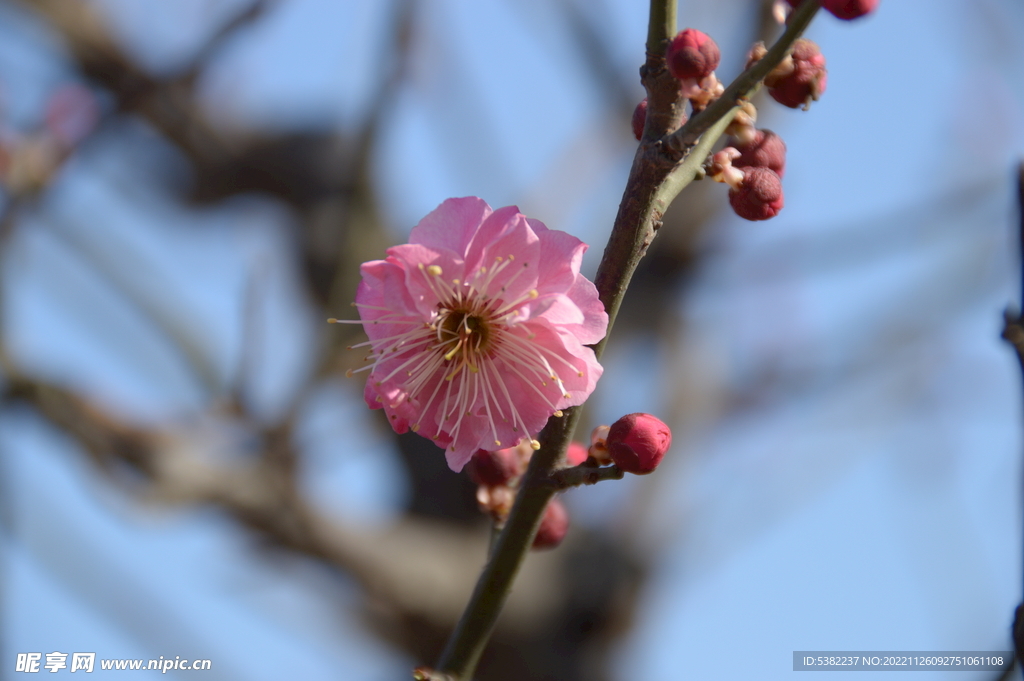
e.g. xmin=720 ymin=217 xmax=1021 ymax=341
xmin=545 ymin=464 xmax=624 ymax=489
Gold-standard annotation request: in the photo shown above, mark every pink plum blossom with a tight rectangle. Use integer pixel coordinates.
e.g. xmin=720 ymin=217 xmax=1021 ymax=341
xmin=350 ymin=197 xmax=607 ymax=471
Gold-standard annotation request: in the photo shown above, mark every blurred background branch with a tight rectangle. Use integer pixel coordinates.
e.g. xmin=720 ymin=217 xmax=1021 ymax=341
xmin=1 ymin=0 xmax=1021 ymax=679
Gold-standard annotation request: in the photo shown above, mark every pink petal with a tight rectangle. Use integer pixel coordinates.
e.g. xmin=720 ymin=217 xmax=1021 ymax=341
xmin=530 ymin=218 xmax=585 ymax=294
xmin=409 ymin=197 xmax=492 ymax=255
xmin=464 ymin=208 xmax=542 ymax=307
xmin=558 ymin=275 xmax=608 ymax=346
xmin=386 ymin=243 xmax=466 ymax=318
xmin=357 ymin=258 xmax=418 ymax=320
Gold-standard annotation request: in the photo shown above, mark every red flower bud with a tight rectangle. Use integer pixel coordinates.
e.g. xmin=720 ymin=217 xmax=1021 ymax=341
xmin=667 ymin=29 xmax=721 ymax=81
xmin=728 ymin=167 xmax=784 ymax=221
xmin=532 ymin=498 xmax=569 ymax=550
xmin=566 ymin=441 xmax=589 ymax=466
xmin=768 ymin=39 xmax=827 ymax=110
xmin=607 ymin=413 xmax=672 ymax=475
xmin=465 ymin=447 xmax=520 ymax=487
xmin=789 ymin=0 xmax=878 ymax=20
xmin=732 ymin=129 xmax=787 ymax=178
xmin=631 ymin=98 xmax=647 ymax=141
xmin=823 ymin=0 xmax=878 ymax=19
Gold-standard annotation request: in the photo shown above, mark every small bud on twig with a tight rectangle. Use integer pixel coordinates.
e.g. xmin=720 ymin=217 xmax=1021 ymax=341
xmin=606 ymin=413 xmax=672 ymax=475
xmin=728 ymin=167 xmax=784 ymax=221
xmin=532 ymin=498 xmax=569 ymax=550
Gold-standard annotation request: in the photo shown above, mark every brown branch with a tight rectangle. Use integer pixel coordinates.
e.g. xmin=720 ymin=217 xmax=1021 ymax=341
xmin=436 ymin=2 xmax=822 ymax=678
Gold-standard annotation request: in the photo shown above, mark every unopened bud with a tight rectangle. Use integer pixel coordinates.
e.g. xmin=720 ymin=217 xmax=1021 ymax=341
xmin=728 ymin=167 xmax=784 ymax=221
xmin=532 ymin=498 xmax=569 ymax=549
xmin=607 ymin=413 xmax=672 ymax=475
xmin=767 ymin=39 xmax=827 ymax=110
xmin=466 ymin=447 xmax=521 ymax=487
xmin=667 ymin=29 xmax=720 ymax=82
xmin=788 ymin=0 xmax=878 ymax=20
xmin=823 ymin=0 xmax=878 ymax=19
xmin=632 ymin=98 xmax=647 ymax=141
xmin=566 ymin=441 xmax=589 ymax=466
xmin=731 ymin=129 xmax=786 ymax=178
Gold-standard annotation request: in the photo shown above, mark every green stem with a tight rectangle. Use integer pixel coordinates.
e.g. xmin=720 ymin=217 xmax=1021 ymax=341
xmin=646 ymin=0 xmax=676 ymax=55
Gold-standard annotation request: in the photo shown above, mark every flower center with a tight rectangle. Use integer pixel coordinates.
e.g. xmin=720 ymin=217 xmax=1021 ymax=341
xmin=437 ymin=305 xmax=494 ymax=366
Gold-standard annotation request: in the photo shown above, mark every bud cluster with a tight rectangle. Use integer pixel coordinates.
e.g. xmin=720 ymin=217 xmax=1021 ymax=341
xmin=466 ymin=413 xmax=672 ymax=549
xmin=631 ymin=1 xmax=875 ymax=221
xmin=467 ymin=440 xmax=572 ymax=550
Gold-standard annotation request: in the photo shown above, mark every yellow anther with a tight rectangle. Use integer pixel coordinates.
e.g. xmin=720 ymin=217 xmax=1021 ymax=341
xmin=427 ymin=265 xmax=442 ymax=276
xmin=494 ymin=440 xmax=501 ymax=446
xmin=327 ymin=318 xmax=339 ymax=323
xmin=528 ymin=289 xmax=538 ymax=299
xmin=553 ymin=410 xmax=563 ymax=417
xmin=530 ymin=440 xmax=541 ymax=450
xmin=508 ymin=254 xmax=515 ymax=261
xmin=469 ymin=365 xmax=479 ymax=373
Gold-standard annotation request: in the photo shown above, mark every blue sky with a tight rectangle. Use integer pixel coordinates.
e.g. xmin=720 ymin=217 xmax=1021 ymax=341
xmin=2 ymin=0 xmax=1024 ymax=679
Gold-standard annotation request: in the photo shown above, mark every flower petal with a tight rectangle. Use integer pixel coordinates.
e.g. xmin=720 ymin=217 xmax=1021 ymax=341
xmin=409 ymin=197 xmax=492 ymax=254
